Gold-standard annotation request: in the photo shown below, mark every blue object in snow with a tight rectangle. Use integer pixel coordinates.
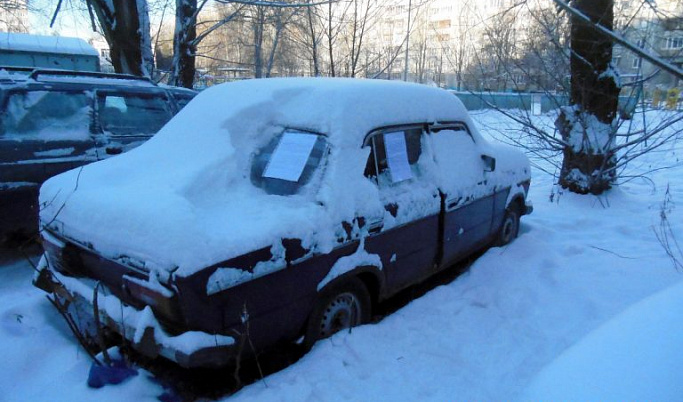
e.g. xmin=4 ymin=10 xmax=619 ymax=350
xmin=87 ymin=358 xmax=138 ymax=388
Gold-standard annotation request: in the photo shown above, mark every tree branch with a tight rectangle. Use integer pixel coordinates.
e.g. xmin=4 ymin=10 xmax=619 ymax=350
xmin=553 ymin=0 xmax=683 ymax=80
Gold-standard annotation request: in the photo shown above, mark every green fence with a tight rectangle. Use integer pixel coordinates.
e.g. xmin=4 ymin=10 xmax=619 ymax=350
xmin=451 ymin=91 xmax=639 ymax=117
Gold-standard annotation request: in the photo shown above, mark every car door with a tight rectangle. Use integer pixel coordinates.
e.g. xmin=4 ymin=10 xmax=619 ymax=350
xmin=0 ymin=88 xmax=97 ymax=236
xmin=429 ymin=123 xmax=495 ymax=268
xmin=362 ymin=125 xmax=442 ymax=292
xmin=95 ymin=90 xmax=174 ymax=158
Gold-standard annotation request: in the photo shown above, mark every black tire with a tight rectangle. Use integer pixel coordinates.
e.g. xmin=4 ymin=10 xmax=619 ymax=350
xmin=496 ymin=205 xmax=520 ymax=246
xmin=304 ymin=277 xmax=371 ymax=349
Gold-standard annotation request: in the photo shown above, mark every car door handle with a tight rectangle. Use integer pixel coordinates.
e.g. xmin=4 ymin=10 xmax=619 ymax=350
xmin=106 ymin=146 xmax=122 ymax=155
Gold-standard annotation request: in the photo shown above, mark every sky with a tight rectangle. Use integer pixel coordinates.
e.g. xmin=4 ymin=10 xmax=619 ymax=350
xmin=27 ymin=0 xmax=170 ymax=41
xmin=28 ymin=0 xmax=95 ymax=38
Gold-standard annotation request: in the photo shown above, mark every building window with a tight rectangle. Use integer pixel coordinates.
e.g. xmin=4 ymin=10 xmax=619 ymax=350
xmin=438 ymin=19 xmax=451 ymax=29
xmin=632 ymin=57 xmax=642 ymax=69
xmin=665 ymin=37 xmax=683 ymax=49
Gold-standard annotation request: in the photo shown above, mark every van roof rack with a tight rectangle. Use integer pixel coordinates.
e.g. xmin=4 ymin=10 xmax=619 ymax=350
xmin=0 ymin=66 xmax=35 ymax=73
xmin=0 ymin=66 xmax=34 ymax=83
xmin=28 ymin=69 xmax=155 ymax=85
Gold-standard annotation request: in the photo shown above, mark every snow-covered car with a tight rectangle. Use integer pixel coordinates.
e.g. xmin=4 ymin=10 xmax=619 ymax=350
xmin=0 ymin=68 xmax=197 ymax=241
xmin=34 ymin=78 xmax=532 ymax=368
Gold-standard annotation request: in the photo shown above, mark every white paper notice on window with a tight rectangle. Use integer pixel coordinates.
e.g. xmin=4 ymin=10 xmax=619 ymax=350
xmin=263 ymin=131 xmax=317 ymax=182
xmin=384 ymin=131 xmax=413 ymax=183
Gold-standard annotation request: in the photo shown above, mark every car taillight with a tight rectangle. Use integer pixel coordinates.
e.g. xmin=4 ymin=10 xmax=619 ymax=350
xmin=122 ymin=275 xmax=182 ymax=324
xmin=42 ymin=231 xmax=87 ymax=276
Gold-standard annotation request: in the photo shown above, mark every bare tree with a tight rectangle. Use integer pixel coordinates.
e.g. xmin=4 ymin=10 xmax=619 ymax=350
xmin=474 ymin=0 xmax=683 ymax=197
xmin=342 ymin=0 xmax=380 ymax=77
xmin=554 ymin=0 xmax=620 ymax=194
xmin=168 ymin=0 xmax=247 ymax=87
xmin=170 ymin=0 xmax=199 ymax=87
xmin=305 ymin=0 xmax=321 ymax=75
xmin=474 ymin=8 xmax=520 ymax=91
xmin=87 ymin=0 xmax=154 ymax=76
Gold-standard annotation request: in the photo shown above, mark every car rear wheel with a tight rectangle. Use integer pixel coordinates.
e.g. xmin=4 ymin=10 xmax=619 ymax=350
xmin=304 ymin=277 xmax=371 ymax=349
xmin=496 ymin=205 xmax=520 ymax=246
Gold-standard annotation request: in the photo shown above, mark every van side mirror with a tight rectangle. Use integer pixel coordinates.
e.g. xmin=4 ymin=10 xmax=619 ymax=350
xmin=481 ymin=154 xmax=496 ymax=172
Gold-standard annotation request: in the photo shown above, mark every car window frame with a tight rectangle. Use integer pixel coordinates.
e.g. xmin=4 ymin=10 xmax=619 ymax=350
xmin=363 ymin=123 xmax=429 ymax=187
xmin=0 ymin=87 xmax=95 ymax=139
xmin=250 ymin=127 xmax=330 ymax=197
xmin=428 ymin=121 xmax=475 ymax=140
xmin=94 ymin=89 xmax=174 ymax=138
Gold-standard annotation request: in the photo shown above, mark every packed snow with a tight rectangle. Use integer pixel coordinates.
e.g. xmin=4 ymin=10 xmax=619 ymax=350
xmin=1 ymin=106 xmax=682 ymax=401
xmin=0 ymin=32 xmax=99 ymax=56
xmin=521 ymin=280 xmax=683 ymax=401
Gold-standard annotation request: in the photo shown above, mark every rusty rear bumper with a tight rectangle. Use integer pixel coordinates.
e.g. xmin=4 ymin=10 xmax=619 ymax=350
xmin=34 ymin=260 xmax=237 ymax=368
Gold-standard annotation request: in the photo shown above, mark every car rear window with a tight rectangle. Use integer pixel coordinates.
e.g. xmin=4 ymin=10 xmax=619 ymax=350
xmin=98 ymin=93 xmax=172 ymax=136
xmin=0 ymin=90 xmax=92 ymax=140
xmin=251 ymin=129 xmax=328 ymax=195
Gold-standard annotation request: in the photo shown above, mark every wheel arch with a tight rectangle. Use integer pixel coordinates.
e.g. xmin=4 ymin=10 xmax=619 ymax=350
xmin=302 ymin=266 xmax=379 ymax=348
xmin=507 ymin=193 xmax=525 ymax=213
xmin=318 ymin=264 xmax=384 ymax=306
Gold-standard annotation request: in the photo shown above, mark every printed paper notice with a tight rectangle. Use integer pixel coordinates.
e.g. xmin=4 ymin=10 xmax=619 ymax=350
xmin=263 ymin=131 xmax=317 ymax=182
xmin=384 ymin=132 xmax=413 ymax=183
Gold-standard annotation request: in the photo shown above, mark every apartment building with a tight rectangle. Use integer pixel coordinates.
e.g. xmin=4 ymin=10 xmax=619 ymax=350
xmin=371 ymin=0 xmax=558 ymax=90
xmin=614 ymin=0 xmax=683 ymax=93
xmin=0 ymin=0 xmax=28 ymax=33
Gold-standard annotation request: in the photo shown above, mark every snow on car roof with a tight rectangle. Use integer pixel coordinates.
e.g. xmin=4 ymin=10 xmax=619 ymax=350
xmin=39 ymin=78 xmax=485 ymax=275
xmin=0 ymin=32 xmax=99 ymax=57
xmin=192 ymin=77 xmax=476 ymax=146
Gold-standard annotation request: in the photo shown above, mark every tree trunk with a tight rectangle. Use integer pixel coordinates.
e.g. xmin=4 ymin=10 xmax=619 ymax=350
xmin=265 ymin=11 xmax=283 ymax=78
xmin=557 ymin=0 xmax=619 ymax=195
xmin=327 ymin=1 xmax=335 ymax=77
xmin=306 ymin=3 xmax=320 ymax=76
xmin=253 ymin=7 xmax=265 ymax=78
xmin=89 ymin=0 xmax=153 ymax=77
xmin=169 ymin=0 xmax=197 ymax=88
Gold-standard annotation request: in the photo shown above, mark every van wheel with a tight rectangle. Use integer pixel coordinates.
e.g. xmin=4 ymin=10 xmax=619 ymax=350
xmin=304 ymin=277 xmax=371 ymax=349
xmin=496 ymin=205 xmax=520 ymax=246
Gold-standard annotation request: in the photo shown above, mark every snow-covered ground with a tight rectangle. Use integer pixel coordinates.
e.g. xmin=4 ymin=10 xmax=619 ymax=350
xmin=1 ymin=108 xmax=682 ymax=401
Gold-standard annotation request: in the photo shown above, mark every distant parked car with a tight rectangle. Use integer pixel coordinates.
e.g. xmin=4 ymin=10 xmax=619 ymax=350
xmin=35 ymin=78 xmax=532 ymax=368
xmin=0 ymin=68 xmax=196 ymax=241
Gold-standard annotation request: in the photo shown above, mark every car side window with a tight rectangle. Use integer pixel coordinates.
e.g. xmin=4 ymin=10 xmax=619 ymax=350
xmin=0 ymin=90 xmax=91 ymax=139
xmin=97 ymin=92 xmax=173 ymax=136
xmin=430 ymin=123 xmax=477 ymax=155
xmin=364 ymin=127 xmax=424 ymax=186
xmin=430 ymin=123 xmax=483 ymax=193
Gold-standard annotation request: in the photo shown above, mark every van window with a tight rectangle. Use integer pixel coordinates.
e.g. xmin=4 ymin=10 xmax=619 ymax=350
xmin=98 ymin=93 xmax=172 ymax=136
xmin=1 ymin=90 xmax=91 ymax=140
